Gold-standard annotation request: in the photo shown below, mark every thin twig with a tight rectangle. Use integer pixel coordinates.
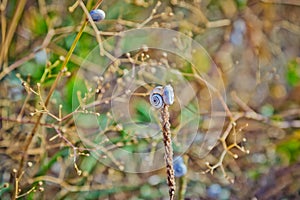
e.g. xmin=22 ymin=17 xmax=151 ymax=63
xmin=0 ymin=0 xmax=8 ymax=52
xmin=13 ymin=6 xmax=90 ymax=199
xmin=0 ymin=29 xmax=55 ymax=80
xmin=178 ymin=157 xmax=187 ymax=200
xmin=0 ymin=0 xmax=27 ymax=69
xmin=137 ymin=1 xmax=161 ymax=28
xmin=261 ymin=0 xmax=300 ymax=6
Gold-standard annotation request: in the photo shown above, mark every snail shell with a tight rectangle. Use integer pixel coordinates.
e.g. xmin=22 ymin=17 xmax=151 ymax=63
xmin=150 ymin=85 xmax=174 ymax=108
xmin=89 ymin=9 xmax=106 ymax=22
xmin=163 ymin=84 xmax=174 ymax=105
xmin=173 ymin=156 xmax=187 ymax=178
xmin=149 ymin=86 xmax=164 ymax=109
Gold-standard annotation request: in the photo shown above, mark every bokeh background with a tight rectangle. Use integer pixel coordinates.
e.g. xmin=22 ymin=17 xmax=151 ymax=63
xmin=1 ymin=0 xmax=300 ymax=199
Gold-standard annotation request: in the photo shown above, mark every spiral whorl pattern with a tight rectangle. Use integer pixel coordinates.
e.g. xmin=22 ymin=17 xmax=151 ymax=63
xmin=161 ymin=104 xmax=176 ymax=200
xmin=150 ymin=93 xmax=164 ymax=109
xmin=149 ymin=86 xmax=164 ymax=109
xmin=150 ymin=85 xmax=174 ymax=110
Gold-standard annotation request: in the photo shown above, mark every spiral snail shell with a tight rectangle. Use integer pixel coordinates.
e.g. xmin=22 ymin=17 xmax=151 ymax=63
xmin=149 ymin=85 xmax=174 ymax=109
xmin=149 ymin=86 xmax=164 ymax=109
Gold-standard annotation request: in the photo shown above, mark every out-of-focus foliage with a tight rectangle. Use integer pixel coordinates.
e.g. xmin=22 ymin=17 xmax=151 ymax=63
xmin=286 ymin=59 xmax=300 ymax=87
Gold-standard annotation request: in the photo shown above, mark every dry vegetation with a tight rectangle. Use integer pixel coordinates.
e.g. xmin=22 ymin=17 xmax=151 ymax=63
xmin=1 ymin=0 xmax=300 ymax=199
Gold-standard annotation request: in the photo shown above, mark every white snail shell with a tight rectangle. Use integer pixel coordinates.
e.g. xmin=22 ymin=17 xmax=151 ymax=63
xmin=150 ymin=86 xmax=164 ymax=109
xmin=89 ymin=9 xmax=106 ymax=22
xmin=163 ymin=84 xmax=174 ymax=105
xmin=149 ymin=85 xmax=174 ymax=109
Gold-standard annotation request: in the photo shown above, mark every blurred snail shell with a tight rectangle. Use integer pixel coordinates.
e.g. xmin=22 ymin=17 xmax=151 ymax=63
xmin=163 ymin=85 xmax=174 ymax=105
xmin=173 ymin=156 xmax=187 ymax=178
xmin=89 ymin=9 xmax=106 ymax=22
xmin=150 ymin=85 xmax=174 ymax=109
xmin=150 ymin=86 xmax=164 ymax=109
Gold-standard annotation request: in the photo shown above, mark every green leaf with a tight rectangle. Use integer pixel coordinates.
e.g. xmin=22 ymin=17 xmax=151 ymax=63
xmin=36 ymin=147 xmax=69 ymax=176
xmin=134 ymin=101 xmax=152 ymax=123
xmin=235 ymin=0 xmax=248 ymax=9
xmin=65 ymin=76 xmax=88 ymax=112
xmin=19 ymin=61 xmax=44 ymax=81
xmin=286 ymin=59 xmax=300 ymax=87
xmin=277 ymin=138 xmax=300 ymax=164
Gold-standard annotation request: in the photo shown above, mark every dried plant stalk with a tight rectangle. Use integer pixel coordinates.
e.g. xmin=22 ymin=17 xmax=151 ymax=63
xmin=161 ymin=104 xmax=176 ymax=200
xmin=178 ymin=175 xmax=187 ymax=200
